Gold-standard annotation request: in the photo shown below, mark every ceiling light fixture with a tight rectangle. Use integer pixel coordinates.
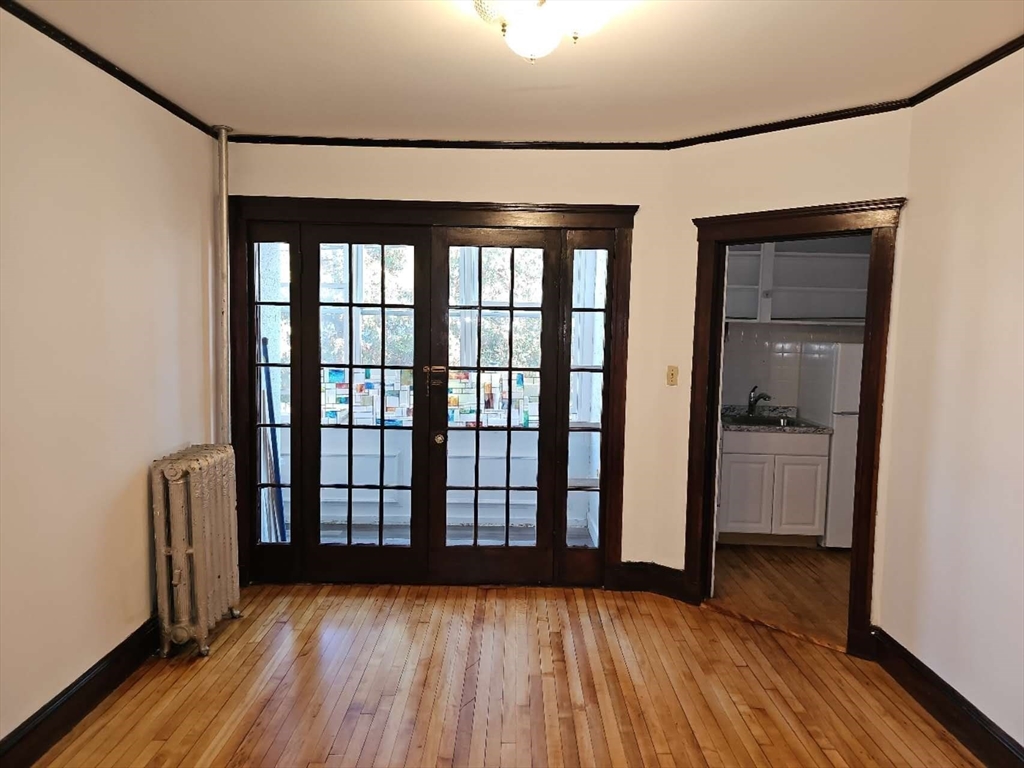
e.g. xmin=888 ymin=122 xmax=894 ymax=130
xmin=466 ymin=0 xmax=633 ymax=63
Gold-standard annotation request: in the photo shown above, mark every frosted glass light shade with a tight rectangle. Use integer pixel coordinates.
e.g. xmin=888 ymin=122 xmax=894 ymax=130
xmin=466 ymin=0 xmax=636 ymax=62
xmin=504 ymin=11 xmax=563 ymax=61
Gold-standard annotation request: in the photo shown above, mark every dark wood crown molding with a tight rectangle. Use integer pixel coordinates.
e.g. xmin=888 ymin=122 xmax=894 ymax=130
xmin=0 ymin=0 xmax=216 ymax=138
xmin=225 ymin=134 xmax=666 ymax=151
xmin=226 ymin=101 xmax=911 ymax=150
xmin=659 ymin=101 xmax=910 ymax=151
xmin=2 ymin=0 xmax=1020 ymax=151
xmin=909 ymin=33 xmax=1024 ymax=106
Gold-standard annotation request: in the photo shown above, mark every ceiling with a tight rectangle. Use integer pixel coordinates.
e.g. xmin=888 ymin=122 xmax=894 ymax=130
xmin=16 ymin=0 xmax=1024 ymax=142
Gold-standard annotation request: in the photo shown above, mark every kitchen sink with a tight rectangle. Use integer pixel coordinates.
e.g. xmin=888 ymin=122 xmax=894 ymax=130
xmin=722 ymin=414 xmax=811 ymax=428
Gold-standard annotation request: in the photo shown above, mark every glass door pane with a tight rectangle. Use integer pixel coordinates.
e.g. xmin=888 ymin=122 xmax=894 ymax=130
xmin=445 ymin=246 xmax=542 ymax=547
xmin=566 ymin=248 xmax=609 ymax=549
xmin=254 ymin=241 xmax=293 ymax=543
xmin=318 ymin=242 xmax=416 ymax=547
xmin=430 ymin=228 xmax=558 ymax=584
xmin=292 ymin=223 xmax=430 ymax=583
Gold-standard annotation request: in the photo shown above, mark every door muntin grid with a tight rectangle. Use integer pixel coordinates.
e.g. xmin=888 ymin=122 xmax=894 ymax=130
xmin=319 ymin=243 xmax=415 ymax=546
xmin=566 ymin=248 xmax=610 ymax=549
xmin=254 ymin=242 xmax=292 ymax=544
xmin=446 ymin=246 xmax=543 ymax=547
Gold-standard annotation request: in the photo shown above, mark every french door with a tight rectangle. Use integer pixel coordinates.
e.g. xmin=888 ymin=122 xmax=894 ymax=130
xmin=426 ymin=228 xmax=561 ymax=583
xmin=232 ymin=199 xmax=632 ymax=586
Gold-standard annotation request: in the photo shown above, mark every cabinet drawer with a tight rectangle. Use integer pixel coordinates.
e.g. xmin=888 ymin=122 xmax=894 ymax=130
xmin=722 ymin=431 xmax=829 ymax=457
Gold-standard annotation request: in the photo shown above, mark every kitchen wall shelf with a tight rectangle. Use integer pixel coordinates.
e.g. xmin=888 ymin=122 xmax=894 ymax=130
xmin=724 ymin=236 xmax=871 ymax=324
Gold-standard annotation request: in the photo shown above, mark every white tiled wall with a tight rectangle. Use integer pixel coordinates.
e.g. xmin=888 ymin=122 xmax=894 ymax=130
xmin=721 ymin=323 xmax=864 ymax=406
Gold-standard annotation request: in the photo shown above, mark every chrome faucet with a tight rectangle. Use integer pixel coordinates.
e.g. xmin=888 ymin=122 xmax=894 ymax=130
xmin=748 ymin=385 xmax=772 ymax=415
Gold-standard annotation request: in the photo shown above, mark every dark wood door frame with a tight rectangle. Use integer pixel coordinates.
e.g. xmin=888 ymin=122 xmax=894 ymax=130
xmin=683 ymin=198 xmax=906 ymax=657
xmin=229 ymin=196 xmax=637 ymax=588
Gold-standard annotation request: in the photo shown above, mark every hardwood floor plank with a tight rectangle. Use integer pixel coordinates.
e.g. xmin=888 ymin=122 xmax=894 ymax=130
xmin=592 ymin=590 xmax=661 ymax=766
xmin=619 ymin=593 xmax=706 ymax=768
xmin=31 ymin=585 xmax=982 ymax=768
xmin=571 ymin=589 xmax=628 ymax=767
xmin=640 ymin=593 xmax=741 ymax=767
xmin=660 ymin=598 xmax=762 ymax=767
xmin=582 ymin=590 xmax=645 ymax=767
xmin=71 ymin=585 xmax=289 ymax=768
xmin=562 ymin=588 xmax=611 ymax=768
xmin=546 ymin=591 xmax=581 ymax=768
xmin=329 ymin=586 xmax=413 ymax=764
xmin=374 ymin=586 xmax=448 ymax=768
xmin=276 ymin=587 xmax=384 ymax=768
xmin=708 ymin=545 xmax=851 ymax=650
xmin=552 ymin=589 xmax=596 ymax=768
xmin=724 ymin=619 xmax=835 ymax=767
xmin=403 ymin=588 xmax=457 ymax=768
xmin=482 ymin=591 xmax=505 ymax=768
xmin=218 ymin=590 xmax=360 ymax=767
xmin=355 ymin=589 xmax=430 ymax=768
xmin=225 ymin=586 xmax=339 ymax=768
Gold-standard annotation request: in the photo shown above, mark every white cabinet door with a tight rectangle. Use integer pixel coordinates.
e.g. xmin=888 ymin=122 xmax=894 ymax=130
xmin=719 ymin=454 xmax=774 ymax=534
xmin=772 ymin=455 xmax=828 ymax=535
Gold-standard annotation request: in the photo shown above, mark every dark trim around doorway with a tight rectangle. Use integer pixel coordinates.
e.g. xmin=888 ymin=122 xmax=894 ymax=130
xmin=682 ymin=197 xmax=906 ymax=658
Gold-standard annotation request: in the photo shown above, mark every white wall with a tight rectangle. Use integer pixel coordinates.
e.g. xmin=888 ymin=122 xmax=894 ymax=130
xmin=0 ymin=16 xmax=214 ymax=738
xmin=874 ymin=51 xmax=1024 ymax=743
xmin=231 ymin=111 xmax=912 ymax=568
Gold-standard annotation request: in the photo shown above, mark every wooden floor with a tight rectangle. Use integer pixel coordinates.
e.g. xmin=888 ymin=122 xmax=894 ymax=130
xmin=36 ymin=585 xmax=979 ymax=768
xmin=708 ymin=545 xmax=852 ymax=651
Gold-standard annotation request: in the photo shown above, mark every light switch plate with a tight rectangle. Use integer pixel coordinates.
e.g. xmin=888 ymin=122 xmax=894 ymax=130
xmin=666 ymin=365 xmax=679 ymax=386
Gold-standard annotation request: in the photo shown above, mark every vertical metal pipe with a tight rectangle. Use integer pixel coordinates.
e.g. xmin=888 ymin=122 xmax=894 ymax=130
xmin=214 ymin=126 xmax=232 ymax=444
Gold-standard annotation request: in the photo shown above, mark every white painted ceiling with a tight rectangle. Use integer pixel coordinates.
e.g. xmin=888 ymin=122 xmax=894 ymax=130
xmin=17 ymin=0 xmax=1024 ymax=142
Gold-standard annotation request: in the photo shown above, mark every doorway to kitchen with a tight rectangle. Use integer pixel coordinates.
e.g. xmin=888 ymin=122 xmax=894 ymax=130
xmin=683 ymin=199 xmax=905 ymax=657
xmin=230 ymin=198 xmax=635 ymax=587
xmin=710 ymin=235 xmax=869 ymax=650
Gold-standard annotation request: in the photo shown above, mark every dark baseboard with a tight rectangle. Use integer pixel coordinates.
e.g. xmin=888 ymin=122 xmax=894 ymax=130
xmin=846 ymin=625 xmax=878 ymax=659
xmin=605 ymin=561 xmax=701 ymax=605
xmin=873 ymin=627 xmax=1024 ymax=768
xmin=0 ymin=618 xmax=158 ymax=768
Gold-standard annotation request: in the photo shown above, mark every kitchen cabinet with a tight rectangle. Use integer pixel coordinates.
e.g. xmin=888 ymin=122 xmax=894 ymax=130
xmin=771 ymin=455 xmax=828 ymax=534
xmin=719 ymin=454 xmax=774 ymax=533
xmin=725 ymin=237 xmax=870 ymax=324
xmin=718 ymin=431 xmax=828 ymax=536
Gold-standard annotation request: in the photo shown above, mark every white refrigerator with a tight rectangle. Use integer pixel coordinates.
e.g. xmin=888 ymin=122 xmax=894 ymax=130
xmin=799 ymin=342 xmax=863 ymax=548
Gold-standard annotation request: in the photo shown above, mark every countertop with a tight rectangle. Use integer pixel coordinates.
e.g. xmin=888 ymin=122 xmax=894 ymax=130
xmin=721 ymin=406 xmax=833 ymax=435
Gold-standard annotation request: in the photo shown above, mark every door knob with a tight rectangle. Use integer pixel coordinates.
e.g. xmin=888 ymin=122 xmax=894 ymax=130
xmin=434 ymin=434 xmax=445 ymax=445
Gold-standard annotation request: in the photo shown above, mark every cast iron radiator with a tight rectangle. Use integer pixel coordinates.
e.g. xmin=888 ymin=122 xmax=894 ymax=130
xmin=150 ymin=444 xmax=241 ymax=656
